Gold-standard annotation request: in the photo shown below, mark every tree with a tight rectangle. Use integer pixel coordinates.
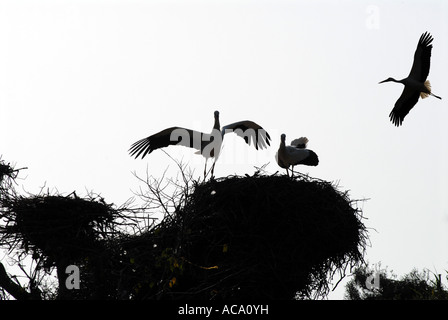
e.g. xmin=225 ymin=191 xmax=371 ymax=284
xmin=344 ymin=263 xmax=448 ymax=300
xmin=1 ymin=158 xmax=368 ymax=299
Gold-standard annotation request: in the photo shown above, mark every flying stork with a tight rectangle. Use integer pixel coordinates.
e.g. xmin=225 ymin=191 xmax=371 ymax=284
xmin=275 ymin=134 xmax=319 ymax=177
xmin=129 ymin=110 xmax=271 ymax=178
xmin=379 ymin=31 xmax=442 ymax=126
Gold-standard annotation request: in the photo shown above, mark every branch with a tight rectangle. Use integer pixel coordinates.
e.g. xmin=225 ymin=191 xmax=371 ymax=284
xmin=0 ymin=262 xmax=38 ymax=300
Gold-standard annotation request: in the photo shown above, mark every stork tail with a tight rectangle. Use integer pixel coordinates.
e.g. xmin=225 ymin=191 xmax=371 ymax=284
xmin=421 ymin=80 xmax=442 ymax=99
xmin=420 ymin=80 xmax=431 ymax=99
xmin=290 ymin=137 xmax=309 ymax=148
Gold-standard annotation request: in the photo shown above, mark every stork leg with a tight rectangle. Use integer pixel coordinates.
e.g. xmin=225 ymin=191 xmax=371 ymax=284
xmin=431 ymin=92 xmax=442 ymax=99
xmin=203 ymin=159 xmax=208 ymax=179
xmin=210 ymin=159 xmax=216 ymax=178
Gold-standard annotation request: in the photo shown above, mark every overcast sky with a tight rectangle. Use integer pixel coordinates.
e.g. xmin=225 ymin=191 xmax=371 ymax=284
xmin=1 ymin=0 xmax=447 ymax=299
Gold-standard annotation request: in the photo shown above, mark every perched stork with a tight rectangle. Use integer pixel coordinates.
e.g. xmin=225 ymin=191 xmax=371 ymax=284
xmin=379 ymin=32 xmax=441 ymax=126
xmin=275 ymin=134 xmax=319 ymax=177
xmin=129 ymin=110 xmax=271 ymax=178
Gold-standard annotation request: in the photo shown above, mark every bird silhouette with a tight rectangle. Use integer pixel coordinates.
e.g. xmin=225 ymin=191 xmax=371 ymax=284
xmin=129 ymin=110 xmax=271 ymax=178
xmin=276 ymin=135 xmax=319 ymax=177
xmin=379 ymin=32 xmax=441 ymax=126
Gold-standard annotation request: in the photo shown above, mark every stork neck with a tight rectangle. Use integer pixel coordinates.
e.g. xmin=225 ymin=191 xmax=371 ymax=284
xmin=213 ymin=117 xmax=220 ymax=131
xmin=279 ymin=140 xmax=286 ymax=151
xmin=386 ymin=78 xmax=403 ymax=84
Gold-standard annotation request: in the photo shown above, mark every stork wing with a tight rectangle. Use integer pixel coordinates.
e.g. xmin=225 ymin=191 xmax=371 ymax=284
xmin=287 ymin=147 xmax=319 ymax=166
xmin=408 ymin=32 xmax=433 ymax=82
xmin=129 ymin=126 xmax=206 ymax=159
xmin=389 ymin=86 xmax=420 ymax=126
xmin=221 ymin=120 xmax=271 ymax=150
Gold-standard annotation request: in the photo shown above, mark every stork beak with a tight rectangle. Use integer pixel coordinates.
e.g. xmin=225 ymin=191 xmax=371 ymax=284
xmin=378 ymin=79 xmax=389 ymax=84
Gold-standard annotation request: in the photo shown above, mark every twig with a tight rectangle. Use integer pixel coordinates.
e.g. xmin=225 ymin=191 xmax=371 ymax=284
xmin=0 ymin=262 xmax=37 ymax=300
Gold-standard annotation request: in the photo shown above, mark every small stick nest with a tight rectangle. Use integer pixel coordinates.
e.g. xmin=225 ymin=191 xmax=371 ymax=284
xmin=0 ymin=161 xmax=24 ymax=197
xmin=0 ymin=163 xmax=15 ymax=182
xmin=2 ymin=193 xmax=117 ymax=265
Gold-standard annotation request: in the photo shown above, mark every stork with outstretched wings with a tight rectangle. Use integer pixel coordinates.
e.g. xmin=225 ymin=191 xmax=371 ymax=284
xmin=379 ymin=32 xmax=441 ymax=126
xmin=129 ymin=110 xmax=271 ymax=178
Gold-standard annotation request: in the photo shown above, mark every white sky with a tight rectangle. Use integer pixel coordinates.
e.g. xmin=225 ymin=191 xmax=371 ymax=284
xmin=1 ymin=0 xmax=447 ymax=299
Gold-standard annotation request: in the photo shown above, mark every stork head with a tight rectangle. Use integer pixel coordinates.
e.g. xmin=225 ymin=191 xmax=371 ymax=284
xmin=214 ymin=110 xmax=219 ymax=118
xmin=379 ymin=77 xmax=397 ymax=84
xmin=280 ymin=133 xmax=286 ymax=143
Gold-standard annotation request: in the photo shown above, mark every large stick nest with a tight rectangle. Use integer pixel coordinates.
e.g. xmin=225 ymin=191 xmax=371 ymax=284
xmin=184 ymin=173 xmax=366 ymax=299
xmin=118 ymin=172 xmax=368 ymax=300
